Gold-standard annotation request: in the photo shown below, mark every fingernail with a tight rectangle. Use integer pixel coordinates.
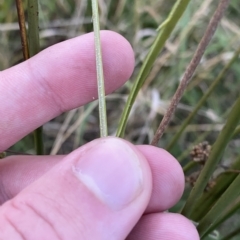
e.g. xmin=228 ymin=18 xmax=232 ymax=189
xmin=73 ymin=138 xmax=143 ymax=210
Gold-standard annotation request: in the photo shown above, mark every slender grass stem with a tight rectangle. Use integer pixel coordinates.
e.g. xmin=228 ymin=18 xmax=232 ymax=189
xmin=91 ymin=0 xmax=108 ymax=137
xmin=181 ymin=94 xmax=240 ymax=218
xmin=28 ymin=0 xmax=40 ymax=56
xmin=15 ymin=0 xmax=43 ymax=154
xmin=151 ymin=0 xmax=231 ymax=146
xmin=28 ymin=0 xmax=44 ymax=155
xmin=116 ymin=0 xmax=191 ymax=138
xmin=166 ymin=46 xmax=240 ymax=151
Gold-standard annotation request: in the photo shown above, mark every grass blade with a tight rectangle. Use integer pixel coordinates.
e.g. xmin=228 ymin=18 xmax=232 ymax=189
xmin=116 ymin=0 xmax=191 ymax=138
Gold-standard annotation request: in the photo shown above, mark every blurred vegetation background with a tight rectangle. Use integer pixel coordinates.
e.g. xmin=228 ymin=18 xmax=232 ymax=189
xmin=1 ymin=0 xmax=240 ymax=238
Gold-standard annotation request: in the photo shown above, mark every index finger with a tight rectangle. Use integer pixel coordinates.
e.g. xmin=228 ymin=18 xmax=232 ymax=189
xmin=0 ymin=31 xmax=134 ymax=151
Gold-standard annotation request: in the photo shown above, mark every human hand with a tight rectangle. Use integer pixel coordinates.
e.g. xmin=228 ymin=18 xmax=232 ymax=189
xmin=0 ymin=31 xmax=199 ymax=239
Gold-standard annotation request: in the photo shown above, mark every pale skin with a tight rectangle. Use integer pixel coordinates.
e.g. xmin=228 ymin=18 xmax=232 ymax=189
xmin=0 ymin=31 xmax=200 ymax=240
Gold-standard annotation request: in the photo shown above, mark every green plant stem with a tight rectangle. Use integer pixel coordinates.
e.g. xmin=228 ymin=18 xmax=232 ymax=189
xmin=16 ymin=0 xmax=43 ymax=154
xmin=198 ymin=169 xmax=240 ymax=238
xmin=167 ymin=47 xmax=240 ymax=152
xmin=15 ymin=0 xmax=29 ymax=60
xmin=91 ymin=0 xmax=108 ymax=137
xmin=28 ymin=0 xmax=44 ymax=155
xmin=28 ymin=0 xmax=40 ymax=56
xmin=181 ymin=94 xmax=240 ymax=218
xmin=116 ymin=0 xmax=191 ymax=138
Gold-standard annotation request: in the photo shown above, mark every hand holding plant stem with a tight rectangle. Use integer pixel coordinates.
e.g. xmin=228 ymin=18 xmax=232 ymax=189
xmin=0 ymin=28 xmax=199 ymax=240
xmin=10 ymin=0 xmax=240 ymax=238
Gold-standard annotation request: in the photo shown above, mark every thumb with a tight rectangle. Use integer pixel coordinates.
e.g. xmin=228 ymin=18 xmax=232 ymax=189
xmin=0 ymin=137 xmax=152 ymax=240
